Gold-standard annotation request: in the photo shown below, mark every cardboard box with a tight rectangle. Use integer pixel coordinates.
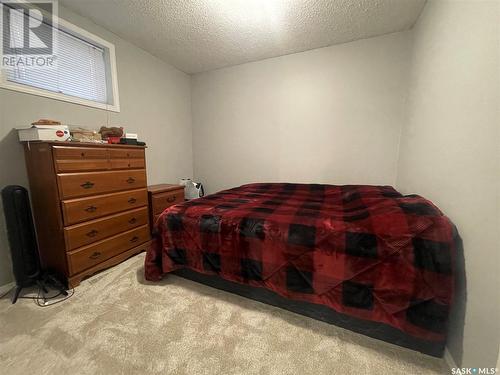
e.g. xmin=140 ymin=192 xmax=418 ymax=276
xmin=18 ymin=125 xmax=71 ymax=142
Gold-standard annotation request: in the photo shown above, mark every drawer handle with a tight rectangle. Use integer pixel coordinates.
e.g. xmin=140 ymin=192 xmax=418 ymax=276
xmin=81 ymin=181 xmax=95 ymax=189
xmin=86 ymin=229 xmax=98 ymax=237
xmin=85 ymin=206 xmax=97 ymax=212
xmin=128 ymin=217 xmax=137 ymax=224
xmin=126 ymin=177 xmax=136 ymax=184
xmin=89 ymin=251 xmax=102 ymax=259
xmin=130 ymin=236 xmax=139 ymax=243
xmin=128 ymin=198 xmax=137 ymax=204
xmin=167 ymin=196 xmax=176 ymax=203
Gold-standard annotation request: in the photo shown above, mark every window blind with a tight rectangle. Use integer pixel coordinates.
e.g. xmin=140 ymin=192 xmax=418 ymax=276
xmin=4 ymin=9 xmax=109 ymax=104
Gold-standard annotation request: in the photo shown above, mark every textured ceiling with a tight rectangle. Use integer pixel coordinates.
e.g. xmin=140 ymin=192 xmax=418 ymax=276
xmin=60 ymin=0 xmax=426 ymax=74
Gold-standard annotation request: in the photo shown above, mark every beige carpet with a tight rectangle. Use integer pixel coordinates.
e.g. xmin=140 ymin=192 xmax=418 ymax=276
xmin=0 ymin=253 xmax=449 ymax=375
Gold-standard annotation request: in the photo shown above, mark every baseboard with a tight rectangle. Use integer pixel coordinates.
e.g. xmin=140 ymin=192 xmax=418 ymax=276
xmin=0 ymin=281 xmax=15 ymax=296
xmin=444 ymin=347 xmax=458 ymax=370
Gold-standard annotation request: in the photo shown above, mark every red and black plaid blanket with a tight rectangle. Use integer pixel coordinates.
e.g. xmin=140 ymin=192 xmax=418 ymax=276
xmin=145 ymin=183 xmax=455 ymax=346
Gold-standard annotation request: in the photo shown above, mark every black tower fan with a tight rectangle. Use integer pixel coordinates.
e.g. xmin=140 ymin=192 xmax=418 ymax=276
xmin=2 ymin=185 xmax=67 ymax=303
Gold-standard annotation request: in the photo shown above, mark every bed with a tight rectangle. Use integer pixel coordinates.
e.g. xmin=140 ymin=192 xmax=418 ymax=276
xmin=145 ymin=183 xmax=456 ymax=357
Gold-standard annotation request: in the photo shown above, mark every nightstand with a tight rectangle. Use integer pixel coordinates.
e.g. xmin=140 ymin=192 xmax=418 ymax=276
xmin=147 ymin=184 xmax=185 ymax=233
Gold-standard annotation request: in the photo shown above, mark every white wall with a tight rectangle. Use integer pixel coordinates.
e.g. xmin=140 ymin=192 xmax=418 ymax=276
xmin=0 ymin=5 xmax=193 ymax=286
xmin=191 ymin=32 xmax=411 ymax=194
xmin=397 ymin=0 xmax=499 ymax=368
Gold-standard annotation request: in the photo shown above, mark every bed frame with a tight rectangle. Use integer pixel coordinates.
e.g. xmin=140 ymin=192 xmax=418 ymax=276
xmin=173 ymin=268 xmax=445 ymax=357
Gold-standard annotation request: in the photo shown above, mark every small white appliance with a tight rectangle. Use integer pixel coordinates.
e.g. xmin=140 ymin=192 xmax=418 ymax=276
xmin=125 ymin=133 xmax=138 ymax=139
xmin=180 ymin=179 xmax=205 ymax=200
xmin=17 ymin=125 xmax=70 ymax=142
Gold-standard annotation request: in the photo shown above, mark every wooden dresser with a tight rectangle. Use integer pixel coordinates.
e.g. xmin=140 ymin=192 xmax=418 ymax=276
xmin=148 ymin=184 xmax=184 ymax=232
xmin=23 ymin=141 xmax=151 ymax=287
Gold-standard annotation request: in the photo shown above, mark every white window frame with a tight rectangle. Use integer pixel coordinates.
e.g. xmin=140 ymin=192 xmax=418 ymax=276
xmin=0 ymin=16 xmax=120 ymax=112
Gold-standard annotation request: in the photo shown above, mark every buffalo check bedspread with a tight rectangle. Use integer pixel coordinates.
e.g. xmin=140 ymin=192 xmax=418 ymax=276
xmin=145 ymin=183 xmax=455 ymax=347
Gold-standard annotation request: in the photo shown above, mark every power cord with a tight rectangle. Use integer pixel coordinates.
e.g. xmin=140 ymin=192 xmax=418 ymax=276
xmin=0 ymin=284 xmax=75 ymax=307
xmin=35 ymin=284 xmax=75 ymax=307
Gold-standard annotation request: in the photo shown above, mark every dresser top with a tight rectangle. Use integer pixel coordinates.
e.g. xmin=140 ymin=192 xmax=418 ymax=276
xmin=23 ymin=141 xmax=146 ymax=149
xmin=148 ymin=184 xmax=184 ymax=194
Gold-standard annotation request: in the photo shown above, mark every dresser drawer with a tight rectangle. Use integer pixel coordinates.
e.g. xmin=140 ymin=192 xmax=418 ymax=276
xmin=109 ymin=158 xmax=146 ymax=170
xmin=109 ymin=149 xmax=145 ymax=159
xmin=58 ymin=169 xmax=147 ymax=199
xmin=55 ymin=159 xmax=110 ymax=173
xmin=54 ymin=146 xmax=108 ymax=160
xmin=64 ymin=207 xmax=149 ymax=250
xmin=62 ymin=188 xmax=148 ymax=225
xmin=151 ymin=189 xmax=184 ymax=215
xmin=68 ymin=225 xmax=150 ymax=274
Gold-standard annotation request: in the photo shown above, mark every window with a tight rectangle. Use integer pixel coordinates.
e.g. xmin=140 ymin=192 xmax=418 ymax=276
xmin=0 ymin=8 xmax=120 ymax=112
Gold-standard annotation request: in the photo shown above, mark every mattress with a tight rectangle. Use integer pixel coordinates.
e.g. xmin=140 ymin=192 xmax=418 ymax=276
xmin=145 ymin=183 xmax=456 ymax=356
